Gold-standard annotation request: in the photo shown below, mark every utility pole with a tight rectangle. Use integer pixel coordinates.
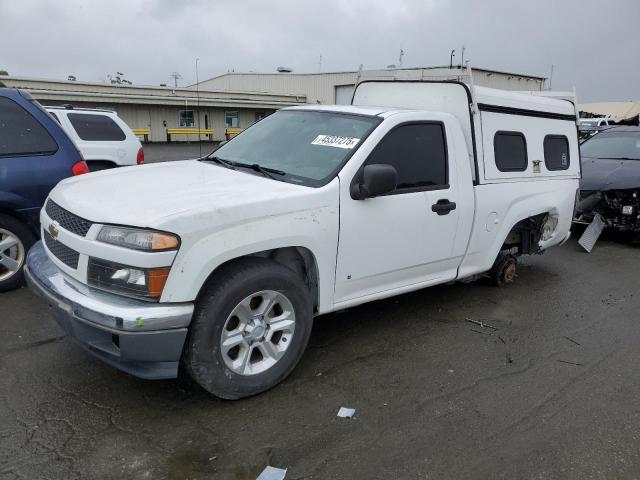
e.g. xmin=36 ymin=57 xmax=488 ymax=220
xmin=169 ymin=71 xmax=182 ymax=88
xmin=195 ymin=59 xmax=202 ymax=158
xmin=460 ymin=46 xmax=465 ymax=67
xmin=548 ymin=64 xmax=554 ymax=90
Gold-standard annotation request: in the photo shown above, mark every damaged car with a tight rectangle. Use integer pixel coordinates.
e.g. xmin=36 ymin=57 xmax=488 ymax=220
xmin=575 ymin=126 xmax=640 ymax=245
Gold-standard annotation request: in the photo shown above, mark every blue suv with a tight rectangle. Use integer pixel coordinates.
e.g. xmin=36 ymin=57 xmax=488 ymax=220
xmin=0 ymin=87 xmax=89 ymax=291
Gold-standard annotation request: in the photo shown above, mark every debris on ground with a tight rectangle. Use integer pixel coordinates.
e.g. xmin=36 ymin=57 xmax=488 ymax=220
xmin=578 ymin=213 xmax=605 ymax=252
xmin=557 ymin=359 xmax=584 ymax=367
xmin=257 ymin=466 xmax=287 ymax=480
xmin=563 ymin=336 xmax=581 ymax=346
xmin=505 ymin=352 xmax=513 ymax=364
xmin=465 ymin=318 xmax=498 ymax=330
xmin=337 ymin=407 xmax=356 ymax=418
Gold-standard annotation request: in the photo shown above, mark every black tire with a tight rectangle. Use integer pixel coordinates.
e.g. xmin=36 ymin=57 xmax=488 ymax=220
xmin=0 ymin=214 xmax=35 ymax=292
xmin=490 ymin=253 xmax=517 ymax=287
xmin=183 ymin=257 xmax=313 ymax=399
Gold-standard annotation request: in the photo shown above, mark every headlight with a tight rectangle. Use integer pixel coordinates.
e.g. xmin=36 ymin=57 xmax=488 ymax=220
xmin=88 ymin=258 xmax=170 ymax=300
xmin=97 ymin=226 xmax=179 ymax=251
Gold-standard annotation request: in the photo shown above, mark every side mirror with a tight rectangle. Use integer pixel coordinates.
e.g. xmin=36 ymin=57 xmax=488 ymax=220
xmin=351 ymin=164 xmax=398 ymax=200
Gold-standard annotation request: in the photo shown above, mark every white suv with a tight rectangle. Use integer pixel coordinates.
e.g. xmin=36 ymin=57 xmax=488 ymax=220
xmin=46 ymin=106 xmax=144 ymax=171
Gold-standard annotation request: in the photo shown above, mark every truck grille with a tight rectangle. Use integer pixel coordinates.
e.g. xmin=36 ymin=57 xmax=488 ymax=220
xmin=45 ymin=200 xmax=93 ymax=237
xmin=43 ymin=230 xmax=80 ymax=269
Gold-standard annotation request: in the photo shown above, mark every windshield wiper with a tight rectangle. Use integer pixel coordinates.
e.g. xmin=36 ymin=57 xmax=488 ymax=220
xmin=203 ymin=156 xmax=236 ymax=170
xmin=201 ymin=156 xmax=285 ymax=179
xmin=231 ymin=161 xmax=286 ymax=179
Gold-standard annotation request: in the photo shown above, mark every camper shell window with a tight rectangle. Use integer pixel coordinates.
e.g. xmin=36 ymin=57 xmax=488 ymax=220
xmin=494 ymin=131 xmax=528 ymax=172
xmin=544 ymin=135 xmax=570 ymax=171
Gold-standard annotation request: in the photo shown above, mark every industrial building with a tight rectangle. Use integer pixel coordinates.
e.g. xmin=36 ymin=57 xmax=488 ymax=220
xmin=1 ymin=75 xmax=306 ymax=142
xmin=194 ymin=66 xmax=546 ymax=105
xmin=2 ymin=66 xmax=546 ymax=142
xmin=579 ymin=101 xmax=640 ymax=124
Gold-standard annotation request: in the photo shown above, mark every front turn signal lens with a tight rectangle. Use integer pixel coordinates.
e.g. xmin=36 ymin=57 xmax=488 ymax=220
xmin=147 ymin=267 xmax=171 ymax=298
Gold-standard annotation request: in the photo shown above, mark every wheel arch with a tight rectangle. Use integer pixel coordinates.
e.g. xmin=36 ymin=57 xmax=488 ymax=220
xmin=0 ymin=207 xmax=39 ymax=237
xmin=192 ymin=246 xmax=321 ymax=314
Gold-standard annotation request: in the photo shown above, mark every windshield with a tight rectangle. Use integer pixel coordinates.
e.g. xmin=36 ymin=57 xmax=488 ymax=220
xmin=581 ymin=131 xmax=640 ymax=160
xmin=209 ymin=110 xmax=380 ymax=186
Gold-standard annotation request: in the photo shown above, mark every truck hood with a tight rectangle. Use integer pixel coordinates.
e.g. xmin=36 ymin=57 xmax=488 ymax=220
xmin=580 ymin=157 xmax=640 ymax=191
xmin=50 ymin=160 xmax=315 ymax=230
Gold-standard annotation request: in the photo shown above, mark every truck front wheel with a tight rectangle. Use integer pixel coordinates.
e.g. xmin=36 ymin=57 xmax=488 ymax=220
xmin=183 ymin=257 xmax=313 ymax=399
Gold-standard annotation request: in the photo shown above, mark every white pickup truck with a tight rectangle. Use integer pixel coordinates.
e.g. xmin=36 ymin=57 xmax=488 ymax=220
xmin=26 ymin=80 xmax=580 ymax=399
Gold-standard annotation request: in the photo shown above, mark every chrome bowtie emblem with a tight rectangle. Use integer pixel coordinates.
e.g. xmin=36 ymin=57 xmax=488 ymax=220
xmin=48 ymin=222 xmax=59 ymax=240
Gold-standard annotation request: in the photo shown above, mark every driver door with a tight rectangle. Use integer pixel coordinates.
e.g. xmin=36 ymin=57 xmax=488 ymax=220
xmin=334 ymin=120 xmax=463 ymax=305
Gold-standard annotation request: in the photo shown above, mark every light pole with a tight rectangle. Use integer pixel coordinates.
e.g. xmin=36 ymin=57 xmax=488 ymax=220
xmin=195 ymin=58 xmax=202 ymax=157
xmin=449 ymin=49 xmax=456 ymax=69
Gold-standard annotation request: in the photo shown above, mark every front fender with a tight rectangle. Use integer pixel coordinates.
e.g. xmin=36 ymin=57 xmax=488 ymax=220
xmin=160 ymin=205 xmax=339 ymax=313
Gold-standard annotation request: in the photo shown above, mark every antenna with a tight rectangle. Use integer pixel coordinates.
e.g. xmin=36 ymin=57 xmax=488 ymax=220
xmin=195 ymin=59 xmax=202 ymax=158
xmin=355 ymin=63 xmax=364 ymax=86
xmin=169 ymin=71 xmax=182 ymax=88
xmin=318 ymin=54 xmax=322 ymax=72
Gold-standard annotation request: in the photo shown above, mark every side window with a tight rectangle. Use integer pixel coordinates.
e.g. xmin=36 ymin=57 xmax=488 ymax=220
xmin=494 ymin=131 xmax=527 ymax=172
xmin=0 ymin=97 xmax=58 ymax=157
xmin=179 ymin=110 xmax=194 ymax=127
xmin=68 ymin=113 xmax=126 ymax=141
xmin=544 ymin=135 xmax=570 ymax=170
xmin=226 ymin=111 xmax=240 ymax=128
xmin=364 ymin=123 xmax=448 ymax=192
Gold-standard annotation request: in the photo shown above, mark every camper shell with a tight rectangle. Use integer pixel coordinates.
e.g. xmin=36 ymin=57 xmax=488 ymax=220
xmin=351 ymin=78 xmax=580 ymax=185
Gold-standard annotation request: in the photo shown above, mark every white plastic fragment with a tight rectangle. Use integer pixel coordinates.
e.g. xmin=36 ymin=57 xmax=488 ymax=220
xmin=337 ymin=407 xmax=356 ymax=418
xmin=256 ymin=466 xmax=287 ymax=480
xmin=578 ymin=213 xmax=605 ymax=252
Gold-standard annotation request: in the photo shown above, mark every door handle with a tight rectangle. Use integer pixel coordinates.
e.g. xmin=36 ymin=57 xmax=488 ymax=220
xmin=431 ymin=199 xmax=457 ymax=215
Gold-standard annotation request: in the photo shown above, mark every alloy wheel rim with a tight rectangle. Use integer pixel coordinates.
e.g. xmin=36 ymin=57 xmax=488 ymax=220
xmin=0 ymin=228 xmax=25 ymax=282
xmin=220 ymin=290 xmax=296 ymax=376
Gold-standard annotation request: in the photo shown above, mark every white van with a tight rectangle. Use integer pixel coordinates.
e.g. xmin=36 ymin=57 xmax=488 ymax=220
xmin=46 ymin=106 xmax=144 ymax=171
xmin=27 ymin=73 xmax=580 ymax=399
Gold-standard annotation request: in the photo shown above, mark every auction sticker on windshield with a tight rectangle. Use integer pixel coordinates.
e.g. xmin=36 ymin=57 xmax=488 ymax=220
xmin=311 ymin=135 xmax=360 ymax=149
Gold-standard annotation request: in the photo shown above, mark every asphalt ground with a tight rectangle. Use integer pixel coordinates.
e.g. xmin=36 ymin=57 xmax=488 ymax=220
xmin=143 ymin=142 xmax=218 ymax=164
xmin=2 ymin=146 xmax=640 ymax=479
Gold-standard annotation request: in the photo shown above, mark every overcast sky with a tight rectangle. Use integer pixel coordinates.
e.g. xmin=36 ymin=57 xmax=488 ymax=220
xmin=1 ymin=0 xmax=638 ymax=102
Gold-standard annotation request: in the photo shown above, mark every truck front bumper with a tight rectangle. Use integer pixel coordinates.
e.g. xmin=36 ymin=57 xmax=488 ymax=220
xmin=25 ymin=241 xmax=194 ymax=379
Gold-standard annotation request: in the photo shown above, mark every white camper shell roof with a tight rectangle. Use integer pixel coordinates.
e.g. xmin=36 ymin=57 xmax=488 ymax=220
xmin=351 ymin=76 xmax=578 ymax=184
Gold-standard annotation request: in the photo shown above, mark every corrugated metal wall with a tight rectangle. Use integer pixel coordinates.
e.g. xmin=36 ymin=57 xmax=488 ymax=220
xmin=197 ymin=68 xmax=545 ymax=104
xmin=41 ymin=100 xmax=268 ymax=142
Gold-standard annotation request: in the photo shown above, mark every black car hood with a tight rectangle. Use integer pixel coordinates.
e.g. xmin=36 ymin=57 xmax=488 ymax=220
xmin=580 ymin=157 xmax=640 ymax=191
